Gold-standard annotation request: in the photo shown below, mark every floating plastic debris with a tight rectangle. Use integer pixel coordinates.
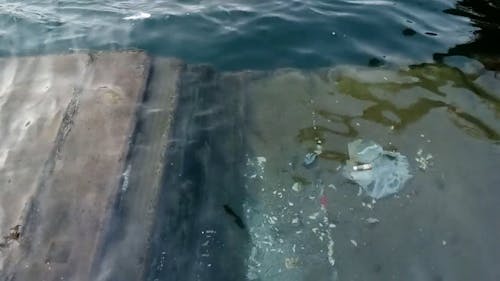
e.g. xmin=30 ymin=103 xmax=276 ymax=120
xmin=348 ymin=139 xmax=383 ymax=163
xmin=314 ymin=144 xmax=323 ymax=155
xmin=366 ymin=217 xmax=380 ymax=224
xmin=327 ymin=239 xmax=335 ymax=266
xmin=308 ymin=212 xmax=320 ymax=220
xmin=284 ymin=257 xmax=299 ymax=269
xmin=343 ymin=139 xmax=412 ymax=199
xmin=350 ymin=239 xmax=358 ymax=247
xmin=246 ymin=156 xmax=266 ymax=179
xmin=291 ymin=182 xmax=302 ymax=192
xmin=415 ymin=149 xmax=433 ymax=170
xmin=303 ymin=152 xmax=318 ymax=167
xmin=245 ymin=178 xmax=337 ymax=280
xmin=353 ymin=163 xmax=372 ymax=171
xmin=361 ymin=202 xmax=373 ymax=209
xmin=319 ymin=194 xmax=328 ymax=208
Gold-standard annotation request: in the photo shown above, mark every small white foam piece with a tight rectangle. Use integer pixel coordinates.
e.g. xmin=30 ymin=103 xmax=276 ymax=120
xmin=124 ymin=12 xmax=151 ymax=20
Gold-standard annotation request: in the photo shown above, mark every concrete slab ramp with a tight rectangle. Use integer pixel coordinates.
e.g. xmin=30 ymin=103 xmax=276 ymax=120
xmin=0 ymin=52 xmax=151 ymax=280
xmin=0 ymin=53 xmax=249 ymax=281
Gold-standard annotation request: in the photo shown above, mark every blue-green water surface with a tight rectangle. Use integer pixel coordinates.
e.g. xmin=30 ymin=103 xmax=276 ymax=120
xmin=0 ymin=0 xmax=486 ymax=70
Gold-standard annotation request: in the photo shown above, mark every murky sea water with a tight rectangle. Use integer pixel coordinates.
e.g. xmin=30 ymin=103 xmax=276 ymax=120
xmin=0 ymin=1 xmax=499 ymax=281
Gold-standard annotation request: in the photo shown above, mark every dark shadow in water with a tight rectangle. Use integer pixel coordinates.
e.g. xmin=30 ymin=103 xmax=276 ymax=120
xmin=144 ymin=65 xmax=249 ymax=281
xmin=435 ymin=0 xmax=500 ymax=69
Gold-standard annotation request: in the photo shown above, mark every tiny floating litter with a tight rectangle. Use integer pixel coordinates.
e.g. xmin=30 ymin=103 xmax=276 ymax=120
xmin=303 ymin=152 xmax=318 ymax=167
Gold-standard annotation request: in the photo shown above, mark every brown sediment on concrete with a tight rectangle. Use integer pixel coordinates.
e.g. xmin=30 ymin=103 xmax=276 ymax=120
xmin=0 ymin=51 xmax=153 ymax=280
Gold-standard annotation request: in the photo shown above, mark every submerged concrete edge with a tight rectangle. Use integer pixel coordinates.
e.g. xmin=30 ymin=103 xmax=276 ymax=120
xmin=0 ymin=51 xmax=157 ymax=280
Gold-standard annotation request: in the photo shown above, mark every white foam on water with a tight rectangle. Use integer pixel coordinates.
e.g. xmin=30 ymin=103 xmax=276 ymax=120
xmin=123 ymin=12 xmax=151 ymax=20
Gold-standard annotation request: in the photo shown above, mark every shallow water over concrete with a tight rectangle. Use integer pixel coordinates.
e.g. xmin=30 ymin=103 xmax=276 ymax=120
xmin=235 ymin=63 xmax=500 ymax=281
xmin=0 ymin=52 xmax=498 ymax=281
xmin=0 ymin=52 xmax=151 ymax=280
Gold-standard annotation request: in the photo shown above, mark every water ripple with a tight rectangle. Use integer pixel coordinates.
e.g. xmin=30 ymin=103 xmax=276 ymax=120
xmin=0 ymin=0 xmax=477 ymax=70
